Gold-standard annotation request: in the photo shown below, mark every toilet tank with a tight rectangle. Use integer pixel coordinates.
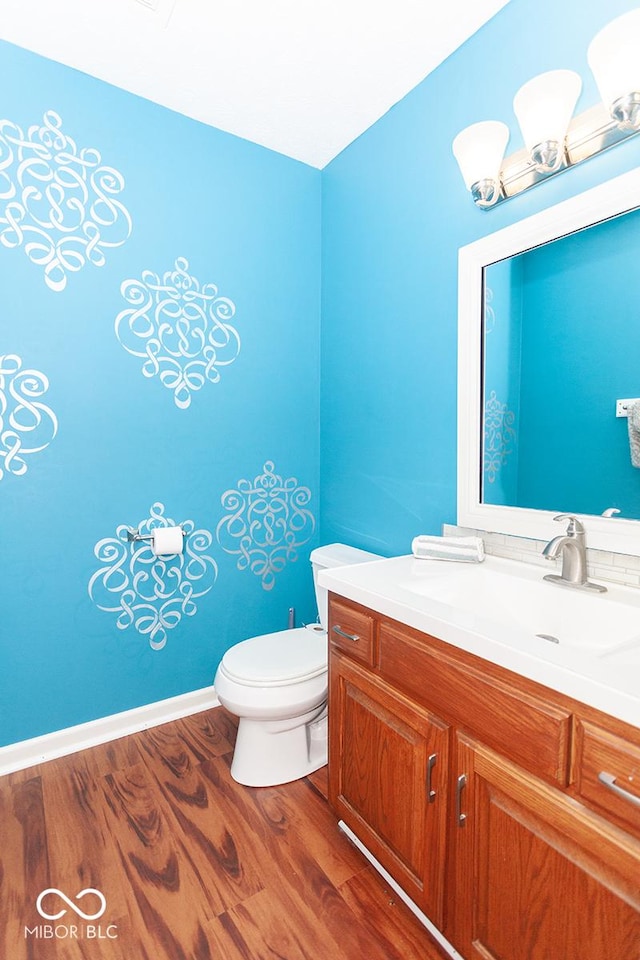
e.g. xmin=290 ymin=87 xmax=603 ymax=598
xmin=310 ymin=543 xmax=381 ymax=630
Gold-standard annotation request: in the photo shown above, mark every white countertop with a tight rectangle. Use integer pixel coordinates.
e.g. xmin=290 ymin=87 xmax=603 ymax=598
xmin=319 ymin=554 xmax=640 ymax=729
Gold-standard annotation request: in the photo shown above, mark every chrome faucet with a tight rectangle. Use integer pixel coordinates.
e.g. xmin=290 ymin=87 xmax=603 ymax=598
xmin=542 ymin=514 xmax=607 ymax=593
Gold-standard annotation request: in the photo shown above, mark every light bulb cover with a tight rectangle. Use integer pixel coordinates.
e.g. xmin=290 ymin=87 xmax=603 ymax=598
xmin=513 ymin=69 xmax=582 ymax=169
xmin=452 ymin=121 xmax=510 ymax=199
xmin=588 ymin=9 xmax=640 ymax=120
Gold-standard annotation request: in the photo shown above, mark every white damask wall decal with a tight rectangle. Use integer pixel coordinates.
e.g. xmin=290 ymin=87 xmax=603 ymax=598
xmin=216 ymin=460 xmax=315 ymax=591
xmin=0 ymin=111 xmax=132 ymax=291
xmin=88 ymin=503 xmax=218 ymax=650
xmin=484 ymin=285 xmax=495 ymax=333
xmin=483 ymin=389 xmax=517 ymax=484
xmin=0 ymin=354 xmax=58 ymax=480
xmin=115 ymin=257 xmax=241 ymax=409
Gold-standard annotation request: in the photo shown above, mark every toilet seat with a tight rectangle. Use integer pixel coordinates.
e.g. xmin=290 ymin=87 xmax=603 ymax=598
xmin=219 ymin=626 xmax=327 ymax=687
xmin=214 ymin=543 xmax=380 ymax=786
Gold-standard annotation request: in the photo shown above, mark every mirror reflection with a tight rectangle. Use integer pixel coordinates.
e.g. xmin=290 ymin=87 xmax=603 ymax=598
xmin=482 ymin=205 xmax=640 ymax=520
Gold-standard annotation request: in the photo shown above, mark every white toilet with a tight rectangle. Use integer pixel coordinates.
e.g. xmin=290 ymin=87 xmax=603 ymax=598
xmin=214 ymin=543 xmax=380 ymax=787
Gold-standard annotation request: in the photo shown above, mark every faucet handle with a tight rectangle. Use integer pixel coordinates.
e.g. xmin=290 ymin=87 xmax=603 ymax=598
xmin=553 ymin=514 xmax=585 ymax=535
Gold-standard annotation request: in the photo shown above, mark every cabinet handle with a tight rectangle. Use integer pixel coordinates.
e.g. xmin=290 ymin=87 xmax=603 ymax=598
xmin=598 ymin=771 xmax=640 ymax=809
xmin=426 ymin=753 xmax=437 ymax=803
xmin=456 ymin=773 xmax=467 ymax=826
xmin=332 ymin=625 xmax=360 ymax=642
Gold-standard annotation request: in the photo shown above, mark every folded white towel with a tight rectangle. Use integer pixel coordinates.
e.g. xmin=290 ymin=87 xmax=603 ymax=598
xmin=411 ymin=535 xmax=485 ymax=562
xmin=628 ymin=400 xmax=640 ymax=468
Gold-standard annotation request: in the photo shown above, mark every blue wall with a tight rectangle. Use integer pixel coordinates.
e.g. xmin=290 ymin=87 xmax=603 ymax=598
xmin=0 ymin=41 xmax=321 ymax=747
xmin=320 ymin=0 xmax=640 ymax=556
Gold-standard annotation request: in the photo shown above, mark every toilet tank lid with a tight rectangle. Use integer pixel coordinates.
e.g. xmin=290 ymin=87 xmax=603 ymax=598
xmin=309 ymin=543 xmax=381 ymax=568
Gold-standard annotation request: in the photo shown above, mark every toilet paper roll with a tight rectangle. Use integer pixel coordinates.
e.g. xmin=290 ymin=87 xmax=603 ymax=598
xmin=152 ymin=525 xmax=184 ymax=556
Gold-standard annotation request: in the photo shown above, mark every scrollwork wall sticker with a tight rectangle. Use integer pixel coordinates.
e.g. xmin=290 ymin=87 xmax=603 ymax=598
xmin=115 ymin=257 xmax=241 ymax=409
xmin=216 ymin=460 xmax=315 ymax=591
xmin=483 ymin=390 xmax=516 ymax=484
xmin=88 ymin=503 xmax=218 ymax=650
xmin=484 ymin=285 xmax=496 ymax=333
xmin=0 ymin=111 xmax=132 ymax=291
xmin=0 ymin=354 xmax=57 ymax=480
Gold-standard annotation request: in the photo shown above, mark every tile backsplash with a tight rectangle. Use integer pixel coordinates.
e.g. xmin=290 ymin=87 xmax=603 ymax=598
xmin=445 ymin=524 xmax=640 ymax=589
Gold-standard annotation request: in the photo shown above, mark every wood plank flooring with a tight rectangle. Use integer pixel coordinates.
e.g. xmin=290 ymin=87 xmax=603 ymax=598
xmin=0 ymin=707 xmax=449 ymax=960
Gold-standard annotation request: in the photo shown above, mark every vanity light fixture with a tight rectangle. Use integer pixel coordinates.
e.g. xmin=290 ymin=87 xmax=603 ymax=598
xmin=453 ymin=8 xmax=640 ymax=208
xmin=451 ymin=121 xmax=510 ymax=208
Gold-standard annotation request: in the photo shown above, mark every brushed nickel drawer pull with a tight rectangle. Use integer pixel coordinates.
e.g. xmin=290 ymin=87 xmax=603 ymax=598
xmin=426 ymin=753 xmax=437 ymax=803
xmin=332 ymin=625 xmax=360 ymax=642
xmin=456 ymin=773 xmax=467 ymax=826
xmin=598 ymin=771 xmax=640 ymax=809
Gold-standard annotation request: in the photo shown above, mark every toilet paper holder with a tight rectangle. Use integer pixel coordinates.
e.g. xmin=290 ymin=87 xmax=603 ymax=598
xmin=126 ymin=525 xmax=186 ymax=544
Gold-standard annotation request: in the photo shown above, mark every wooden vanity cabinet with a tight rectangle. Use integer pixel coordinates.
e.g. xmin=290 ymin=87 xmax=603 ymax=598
xmin=329 ymin=650 xmax=450 ymax=925
xmin=327 ymin=594 xmax=640 ymax=960
xmin=452 ymin=734 xmax=640 ymax=960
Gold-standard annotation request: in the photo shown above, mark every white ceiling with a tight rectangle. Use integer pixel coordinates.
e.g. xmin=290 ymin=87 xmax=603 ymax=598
xmin=0 ymin=0 xmax=510 ymax=168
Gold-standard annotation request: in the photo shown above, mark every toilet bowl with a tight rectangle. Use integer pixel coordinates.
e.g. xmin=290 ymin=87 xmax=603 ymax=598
xmin=214 ymin=543 xmax=380 ymax=787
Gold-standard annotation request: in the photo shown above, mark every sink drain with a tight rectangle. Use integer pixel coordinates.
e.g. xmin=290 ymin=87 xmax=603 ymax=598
xmin=535 ymin=633 xmax=560 ymax=644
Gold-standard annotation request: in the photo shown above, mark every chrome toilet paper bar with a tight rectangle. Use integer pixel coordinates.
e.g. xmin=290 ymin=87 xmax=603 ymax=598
xmin=126 ymin=526 xmax=186 ymax=543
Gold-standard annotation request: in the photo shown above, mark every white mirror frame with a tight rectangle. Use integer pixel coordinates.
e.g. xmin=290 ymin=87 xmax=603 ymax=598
xmin=458 ymin=166 xmax=640 ymax=555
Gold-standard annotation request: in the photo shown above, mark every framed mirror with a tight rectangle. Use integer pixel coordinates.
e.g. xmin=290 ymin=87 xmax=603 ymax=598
xmin=457 ymin=166 xmax=640 ymax=555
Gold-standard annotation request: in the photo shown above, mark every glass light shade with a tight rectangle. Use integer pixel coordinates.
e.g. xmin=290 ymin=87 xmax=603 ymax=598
xmin=452 ymin=121 xmax=509 ymax=190
xmin=513 ymin=70 xmax=582 ymax=152
xmin=588 ymin=9 xmax=640 ymax=111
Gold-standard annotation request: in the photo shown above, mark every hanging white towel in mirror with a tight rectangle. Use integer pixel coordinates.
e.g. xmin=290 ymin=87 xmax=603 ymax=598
xmin=628 ymin=400 xmax=640 ymax=468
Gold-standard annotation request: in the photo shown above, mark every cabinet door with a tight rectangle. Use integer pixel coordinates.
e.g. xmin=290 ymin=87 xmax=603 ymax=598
xmin=451 ymin=733 xmax=640 ymax=960
xmin=329 ymin=651 xmax=449 ymax=926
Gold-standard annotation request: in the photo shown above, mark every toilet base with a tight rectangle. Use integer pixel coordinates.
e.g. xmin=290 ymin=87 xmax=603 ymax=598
xmin=229 ymin=702 xmax=328 ymax=787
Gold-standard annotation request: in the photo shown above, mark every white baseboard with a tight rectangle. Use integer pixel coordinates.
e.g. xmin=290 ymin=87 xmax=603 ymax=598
xmin=338 ymin=820 xmax=464 ymax=960
xmin=0 ymin=686 xmax=220 ymax=776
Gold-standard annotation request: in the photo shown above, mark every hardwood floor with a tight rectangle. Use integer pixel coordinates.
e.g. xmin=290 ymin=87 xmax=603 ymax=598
xmin=0 ymin=708 xmax=449 ymax=960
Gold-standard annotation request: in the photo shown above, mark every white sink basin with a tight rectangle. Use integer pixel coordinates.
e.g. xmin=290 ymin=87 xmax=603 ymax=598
xmin=398 ymin=557 xmax=640 ymax=653
xmin=319 ymin=552 xmax=640 ymax=727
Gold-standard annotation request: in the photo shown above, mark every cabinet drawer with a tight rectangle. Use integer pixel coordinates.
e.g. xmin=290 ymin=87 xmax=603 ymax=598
xmin=328 ymin=597 xmax=376 ymax=666
xmin=379 ymin=620 xmax=572 ymax=785
xmin=575 ymin=720 xmax=640 ymax=837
